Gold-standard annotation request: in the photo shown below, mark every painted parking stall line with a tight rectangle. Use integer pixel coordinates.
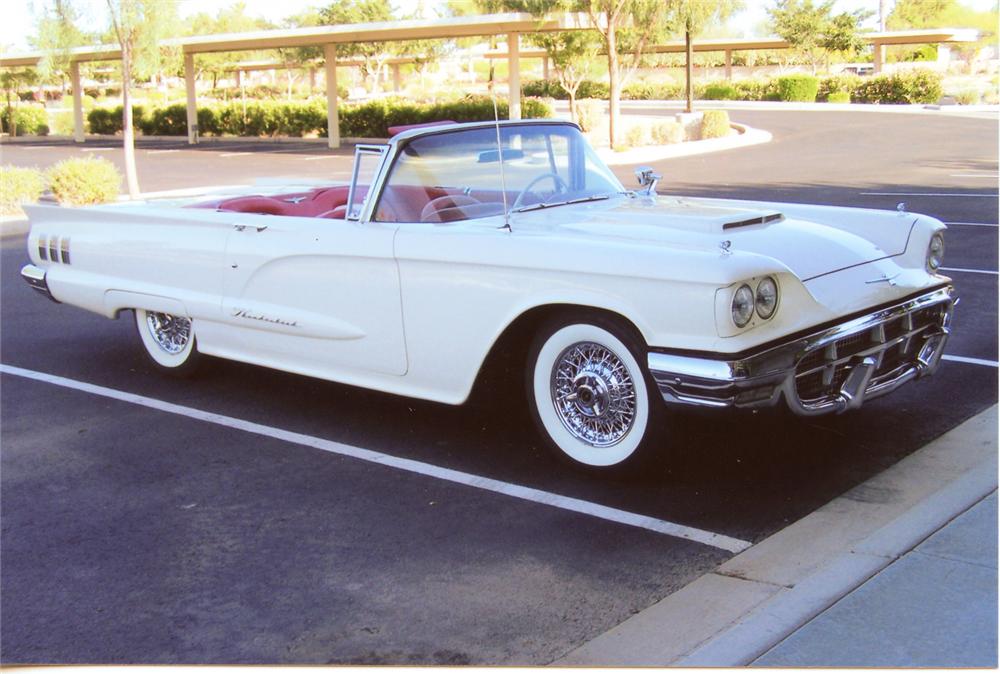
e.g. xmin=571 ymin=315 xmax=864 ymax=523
xmin=860 ymin=192 xmax=998 ymax=198
xmin=0 ymin=363 xmax=752 ymax=554
xmin=940 ymin=267 xmax=998 ymax=275
xmin=943 ymin=355 xmax=999 ymax=368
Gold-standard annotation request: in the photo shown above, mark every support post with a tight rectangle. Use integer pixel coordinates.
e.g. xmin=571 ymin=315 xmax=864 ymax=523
xmin=324 ymin=44 xmax=340 ymax=149
xmin=234 ymin=69 xmax=241 ymax=88
xmin=309 ymin=67 xmax=316 ymax=93
xmin=184 ymin=52 xmax=198 ymax=144
xmin=70 ymin=60 xmax=84 ymax=143
xmin=542 ymin=55 xmax=549 ymax=80
xmin=873 ymin=41 xmax=885 ymax=74
xmin=392 ymin=63 xmax=402 ymax=92
xmin=508 ymin=32 xmax=521 ymax=121
xmin=725 ymin=50 xmax=733 ymax=80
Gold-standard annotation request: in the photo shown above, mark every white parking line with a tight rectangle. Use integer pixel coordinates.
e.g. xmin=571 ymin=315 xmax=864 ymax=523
xmin=146 ymin=149 xmax=180 ymax=155
xmin=302 ymin=155 xmax=341 ymax=161
xmin=81 ymin=148 xmax=114 ymax=152
xmin=940 ymin=266 xmax=998 ymax=275
xmin=946 ymin=222 xmax=999 ymax=227
xmin=943 ymin=354 xmax=999 ymax=368
xmin=219 ymin=152 xmax=252 ymax=157
xmin=949 ymin=174 xmax=999 ymax=178
xmin=0 ymin=363 xmax=752 ymax=554
xmin=860 ymin=192 xmax=998 ymax=197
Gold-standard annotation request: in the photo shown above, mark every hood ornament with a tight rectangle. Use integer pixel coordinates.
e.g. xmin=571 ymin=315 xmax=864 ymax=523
xmin=719 ymin=240 xmax=733 ymax=256
xmin=634 ymin=166 xmax=662 ymax=196
xmin=897 ymin=202 xmax=907 ymax=215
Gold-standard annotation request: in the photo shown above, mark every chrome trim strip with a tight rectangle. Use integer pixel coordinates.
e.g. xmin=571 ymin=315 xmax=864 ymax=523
xmin=648 ymin=286 xmax=955 ymax=416
xmin=20 ymin=264 xmax=59 ymax=303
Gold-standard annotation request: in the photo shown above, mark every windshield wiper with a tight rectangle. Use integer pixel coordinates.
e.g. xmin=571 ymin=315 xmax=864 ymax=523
xmin=514 ymin=193 xmax=613 ymax=214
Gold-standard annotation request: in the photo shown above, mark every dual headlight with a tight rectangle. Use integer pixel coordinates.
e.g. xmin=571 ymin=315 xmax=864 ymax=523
xmin=732 ymin=277 xmax=779 ymax=328
xmin=927 ymin=232 xmax=945 ymax=272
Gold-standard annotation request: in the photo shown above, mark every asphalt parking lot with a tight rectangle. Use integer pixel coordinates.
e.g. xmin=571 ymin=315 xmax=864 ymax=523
xmin=1 ymin=109 xmax=997 ymax=664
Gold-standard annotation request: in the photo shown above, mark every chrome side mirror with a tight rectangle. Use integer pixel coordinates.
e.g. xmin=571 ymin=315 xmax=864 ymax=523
xmin=634 ymin=166 xmax=662 ymax=196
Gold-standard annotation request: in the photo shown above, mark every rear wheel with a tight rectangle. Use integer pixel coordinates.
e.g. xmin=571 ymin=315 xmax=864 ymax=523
xmin=134 ymin=308 xmax=202 ymax=377
xmin=527 ymin=316 xmax=660 ymax=469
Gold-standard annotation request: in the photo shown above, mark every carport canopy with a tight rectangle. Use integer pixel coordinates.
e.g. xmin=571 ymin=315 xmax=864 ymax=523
xmin=0 ymin=12 xmax=592 ymax=147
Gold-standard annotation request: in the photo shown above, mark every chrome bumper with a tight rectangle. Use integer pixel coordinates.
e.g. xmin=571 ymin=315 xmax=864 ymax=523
xmin=648 ymin=286 xmax=956 ymax=416
xmin=20 ymin=264 xmax=59 ymax=303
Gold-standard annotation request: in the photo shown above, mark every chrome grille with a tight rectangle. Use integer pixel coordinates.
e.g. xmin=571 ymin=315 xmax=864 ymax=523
xmin=794 ymin=299 xmax=948 ymax=404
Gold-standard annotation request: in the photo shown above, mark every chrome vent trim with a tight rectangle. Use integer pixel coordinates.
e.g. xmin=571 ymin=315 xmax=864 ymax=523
xmin=38 ymin=235 xmax=48 ymax=261
xmin=722 ymin=212 xmax=784 ymax=230
xmin=59 ymin=237 xmax=70 ymax=265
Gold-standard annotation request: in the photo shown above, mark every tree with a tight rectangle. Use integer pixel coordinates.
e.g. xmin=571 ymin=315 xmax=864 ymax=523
xmin=663 ymin=0 xmax=743 ymax=113
xmin=768 ymin=0 xmax=868 ymax=73
xmin=584 ymin=0 xmax=671 ymax=148
xmin=185 ymin=3 xmax=272 ymax=90
xmin=104 ymin=0 xmax=177 ymax=198
xmin=32 ymin=0 xmax=89 ymax=95
xmin=532 ymin=29 xmax=601 ymax=123
xmin=319 ymin=0 xmax=397 ymax=92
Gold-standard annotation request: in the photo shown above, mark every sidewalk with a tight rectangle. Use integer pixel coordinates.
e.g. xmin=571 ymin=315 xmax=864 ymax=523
xmin=754 ymin=491 xmax=997 ymax=667
xmin=555 ymin=405 xmax=998 ymax=668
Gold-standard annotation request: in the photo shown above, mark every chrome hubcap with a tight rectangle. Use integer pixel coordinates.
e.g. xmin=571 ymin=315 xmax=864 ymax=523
xmin=551 ymin=341 xmax=637 ymax=447
xmin=146 ymin=311 xmax=192 ymax=355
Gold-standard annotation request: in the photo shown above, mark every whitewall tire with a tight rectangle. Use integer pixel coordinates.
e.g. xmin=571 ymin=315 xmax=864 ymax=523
xmin=134 ymin=308 xmax=202 ymax=376
xmin=527 ymin=317 xmax=658 ymax=468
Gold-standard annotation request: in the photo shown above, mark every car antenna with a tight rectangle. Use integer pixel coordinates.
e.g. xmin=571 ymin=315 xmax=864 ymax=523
xmin=490 ymin=70 xmax=512 ymax=233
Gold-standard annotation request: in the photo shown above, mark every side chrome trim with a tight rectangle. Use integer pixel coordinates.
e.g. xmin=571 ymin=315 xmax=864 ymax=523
xmin=648 ymin=286 xmax=956 ymax=416
xmin=20 ymin=264 xmax=60 ymax=303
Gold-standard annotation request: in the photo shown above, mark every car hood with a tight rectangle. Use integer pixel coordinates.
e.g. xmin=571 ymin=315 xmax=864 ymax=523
xmin=519 ymin=195 xmax=914 ymax=281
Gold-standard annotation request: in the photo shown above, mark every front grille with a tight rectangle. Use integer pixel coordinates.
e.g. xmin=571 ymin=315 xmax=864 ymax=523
xmin=794 ymin=300 xmax=947 ymax=403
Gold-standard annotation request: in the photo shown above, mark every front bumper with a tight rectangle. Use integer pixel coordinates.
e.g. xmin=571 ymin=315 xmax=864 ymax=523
xmin=648 ymin=286 xmax=956 ymax=416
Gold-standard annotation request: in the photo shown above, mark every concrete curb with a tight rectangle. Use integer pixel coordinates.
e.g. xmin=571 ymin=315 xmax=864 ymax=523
xmin=553 ymin=404 xmax=998 ymax=666
xmin=0 ymin=216 xmax=30 ymax=238
xmin=598 ymin=122 xmax=772 ymax=166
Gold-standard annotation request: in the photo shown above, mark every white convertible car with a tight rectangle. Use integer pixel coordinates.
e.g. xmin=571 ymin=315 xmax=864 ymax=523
xmin=21 ymin=120 xmax=956 ymax=469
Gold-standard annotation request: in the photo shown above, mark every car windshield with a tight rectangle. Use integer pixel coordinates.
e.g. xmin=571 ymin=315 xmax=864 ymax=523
xmin=373 ymin=123 xmax=626 ymax=224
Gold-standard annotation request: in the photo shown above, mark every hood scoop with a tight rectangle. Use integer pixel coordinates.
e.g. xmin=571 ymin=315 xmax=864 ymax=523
xmin=722 ymin=212 xmax=784 ymax=230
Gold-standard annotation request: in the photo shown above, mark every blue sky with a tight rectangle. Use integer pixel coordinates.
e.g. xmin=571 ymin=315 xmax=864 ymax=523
xmin=2 ymin=0 xmax=996 ymax=53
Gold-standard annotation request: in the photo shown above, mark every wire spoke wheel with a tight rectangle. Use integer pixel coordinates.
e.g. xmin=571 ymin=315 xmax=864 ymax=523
xmin=145 ymin=311 xmax=192 ymax=355
xmin=550 ymin=341 xmax=637 ymax=447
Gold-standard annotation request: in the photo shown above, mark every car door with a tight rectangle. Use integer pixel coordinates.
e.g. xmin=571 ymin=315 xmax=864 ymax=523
xmin=219 ymin=210 xmax=407 ymax=377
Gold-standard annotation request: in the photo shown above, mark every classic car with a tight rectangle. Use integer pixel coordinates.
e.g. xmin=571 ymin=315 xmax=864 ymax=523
xmin=20 ymin=119 xmax=955 ymax=469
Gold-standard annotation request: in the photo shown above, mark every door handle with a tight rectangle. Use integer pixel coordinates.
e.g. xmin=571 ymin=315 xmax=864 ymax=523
xmin=233 ymin=224 xmax=268 ymax=232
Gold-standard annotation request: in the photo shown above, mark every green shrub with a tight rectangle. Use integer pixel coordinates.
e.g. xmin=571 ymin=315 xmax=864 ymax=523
xmin=651 ymin=120 xmax=684 ymax=144
xmin=953 ymin=89 xmax=980 ymax=105
xmin=623 ymin=123 xmax=649 ymax=148
xmin=47 ymin=157 xmax=121 ymax=206
xmin=85 ymin=96 xmax=554 ymax=139
xmin=776 ymin=74 xmax=819 ymax=102
xmin=574 ymin=98 xmax=604 ymax=132
xmin=700 ymin=110 xmax=731 ymax=139
xmin=1 ymin=105 xmax=49 ymax=136
xmin=622 ymin=81 xmax=682 ymax=100
xmin=817 ymin=74 xmax=861 ymax=101
xmin=0 ymin=165 xmax=45 ymax=216
xmin=729 ymin=79 xmax=779 ymax=102
xmin=827 ymin=91 xmax=851 ymax=103
xmin=523 ymin=79 xmax=609 ymax=100
xmin=86 ymin=105 xmax=147 ymax=135
xmin=853 ymin=69 xmax=942 ymax=104
xmin=703 ymin=82 xmax=738 ymax=100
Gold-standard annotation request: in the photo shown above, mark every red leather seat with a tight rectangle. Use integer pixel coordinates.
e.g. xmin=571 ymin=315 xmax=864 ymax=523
xmin=216 ymin=196 xmax=297 ymax=216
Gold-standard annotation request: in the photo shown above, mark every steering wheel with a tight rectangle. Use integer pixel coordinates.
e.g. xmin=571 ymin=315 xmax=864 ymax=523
xmin=511 ymin=173 xmax=569 ymax=211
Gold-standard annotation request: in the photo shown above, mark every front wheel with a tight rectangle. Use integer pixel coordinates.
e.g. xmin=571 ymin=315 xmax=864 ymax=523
xmin=527 ymin=317 xmax=660 ymax=469
xmin=134 ymin=308 xmax=202 ymax=377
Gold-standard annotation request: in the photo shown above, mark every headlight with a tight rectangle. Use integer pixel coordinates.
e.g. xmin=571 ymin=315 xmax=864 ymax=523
xmin=755 ymin=277 xmax=778 ymax=319
xmin=927 ymin=232 xmax=945 ymax=272
xmin=732 ymin=284 xmax=754 ymax=328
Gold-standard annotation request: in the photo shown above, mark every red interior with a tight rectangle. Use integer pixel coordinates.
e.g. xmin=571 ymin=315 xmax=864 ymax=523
xmin=188 ymin=184 xmax=512 ymax=222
